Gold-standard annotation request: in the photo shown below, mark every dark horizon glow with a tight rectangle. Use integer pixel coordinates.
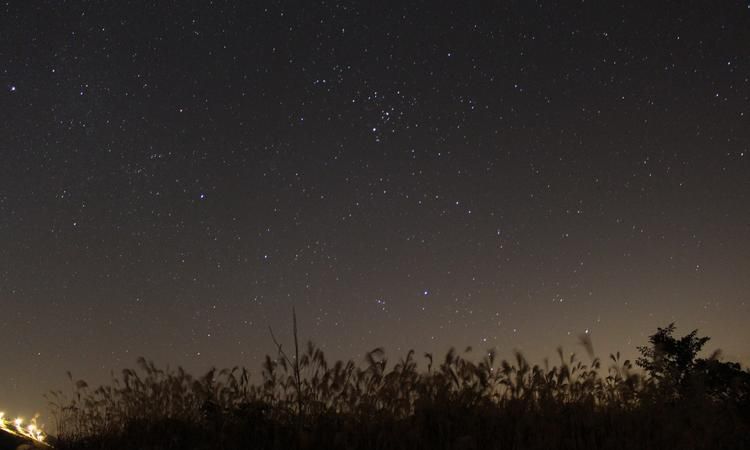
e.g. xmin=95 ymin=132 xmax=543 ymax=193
xmin=1 ymin=1 xmax=749 ymax=423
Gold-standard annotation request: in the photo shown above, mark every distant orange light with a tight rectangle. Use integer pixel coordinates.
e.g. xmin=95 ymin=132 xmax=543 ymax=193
xmin=0 ymin=407 xmax=49 ymax=446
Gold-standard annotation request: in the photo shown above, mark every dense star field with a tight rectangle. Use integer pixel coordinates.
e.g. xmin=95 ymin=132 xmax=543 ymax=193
xmin=1 ymin=1 xmax=749 ymax=424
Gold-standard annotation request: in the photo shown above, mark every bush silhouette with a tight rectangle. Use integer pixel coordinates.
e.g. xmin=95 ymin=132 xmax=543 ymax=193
xmin=636 ymin=323 xmax=710 ymax=398
xmin=637 ymin=323 xmax=750 ymax=408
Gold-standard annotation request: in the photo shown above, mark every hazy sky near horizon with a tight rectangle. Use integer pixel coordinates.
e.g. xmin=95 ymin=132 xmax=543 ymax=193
xmin=1 ymin=1 xmax=749 ymax=423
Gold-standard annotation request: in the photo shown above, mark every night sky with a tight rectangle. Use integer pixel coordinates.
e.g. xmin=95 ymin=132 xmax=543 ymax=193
xmin=2 ymin=1 xmax=749 ymax=421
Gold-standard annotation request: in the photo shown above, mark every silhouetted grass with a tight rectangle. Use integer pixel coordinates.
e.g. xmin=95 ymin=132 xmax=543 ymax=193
xmin=48 ymin=340 xmax=750 ymax=449
xmin=50 ymin=315 xmax=750 ymax=450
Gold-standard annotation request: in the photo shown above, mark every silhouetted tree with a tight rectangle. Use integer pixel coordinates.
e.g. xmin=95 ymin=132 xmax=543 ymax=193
xmin=637 ymin=323 xmax=750 ymax=411
xmin=636 ymin=323 xmax=709 ymax=397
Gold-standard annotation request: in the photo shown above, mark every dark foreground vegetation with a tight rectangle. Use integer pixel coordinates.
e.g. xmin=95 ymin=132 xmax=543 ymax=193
xmin=47 ymin=323 xmax=750 ymax=450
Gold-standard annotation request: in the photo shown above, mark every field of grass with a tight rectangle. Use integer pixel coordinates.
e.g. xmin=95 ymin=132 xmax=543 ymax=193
xmin=46 ymin=325 xmax=750 ymax=450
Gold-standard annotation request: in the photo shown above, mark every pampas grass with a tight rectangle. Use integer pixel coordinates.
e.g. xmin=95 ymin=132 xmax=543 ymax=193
xmin=48 ymin=340 xmax=750 ymax=450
